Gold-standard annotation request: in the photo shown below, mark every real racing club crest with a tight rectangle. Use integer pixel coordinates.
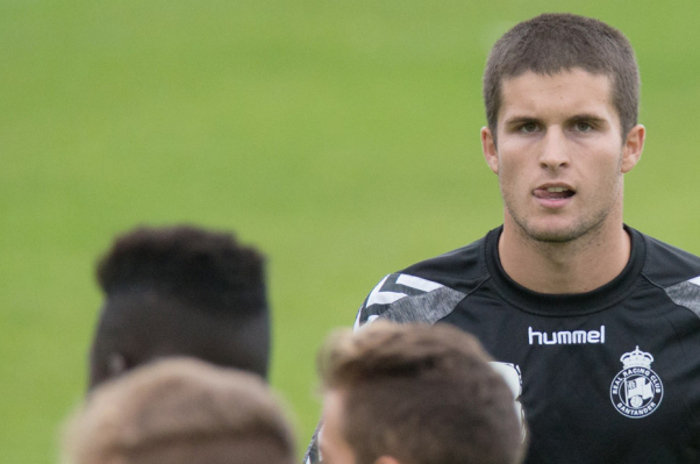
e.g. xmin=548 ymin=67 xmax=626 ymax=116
xmin=610 ymin=346 xmax=663 ymax=418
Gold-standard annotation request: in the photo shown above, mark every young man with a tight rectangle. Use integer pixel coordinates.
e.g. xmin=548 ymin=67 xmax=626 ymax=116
xmin=88 ymin=225 xmax=270 ymax=389
xmin=317 ymin=321 xmax=525 ymax=464
xmin=306 ymin=13 xmax=700 ymax=463
xmin=62 ymin=357 xmax=296 ymax=464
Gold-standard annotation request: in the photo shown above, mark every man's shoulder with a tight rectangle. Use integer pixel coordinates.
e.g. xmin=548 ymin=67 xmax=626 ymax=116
xmin=635 ymin=229 xmax=700 ymax=317
xmin=355 ymin=230 xmax=495 ymax=327
xmin=400 ymin=232 xmax=490 ymax=289
xmin=637 ymin=229 xmax=700 ymax=286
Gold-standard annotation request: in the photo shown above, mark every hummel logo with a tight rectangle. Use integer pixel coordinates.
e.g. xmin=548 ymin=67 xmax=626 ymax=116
xmin=528 ymin=325 xmax=606 ymax=346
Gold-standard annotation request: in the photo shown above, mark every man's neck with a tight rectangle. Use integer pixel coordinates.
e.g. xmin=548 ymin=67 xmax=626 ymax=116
xmin=498 ymin=223 xmax=631 ymax=294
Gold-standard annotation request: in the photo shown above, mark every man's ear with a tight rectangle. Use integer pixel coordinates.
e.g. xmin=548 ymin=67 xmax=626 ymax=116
xmin=107 ymin=352 xmax=128 ymax=377
xmin=375 ymin=456 xmax=402 ymax=464
xmin=481 ymin=126 xmax=499 ymax=174
xmin=621 ymin=124 xmax=645 ymax=173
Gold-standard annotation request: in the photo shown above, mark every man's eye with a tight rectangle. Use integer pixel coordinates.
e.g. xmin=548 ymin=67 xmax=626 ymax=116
xmin=574 ymin=121 xmax=593 ymax=132
xmin=519 ymin=122 xmax=539 ymax=133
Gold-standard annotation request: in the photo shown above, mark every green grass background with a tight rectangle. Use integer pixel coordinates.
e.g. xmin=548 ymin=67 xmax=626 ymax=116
xmin=2 ymin=1 xmax=699 ymax=462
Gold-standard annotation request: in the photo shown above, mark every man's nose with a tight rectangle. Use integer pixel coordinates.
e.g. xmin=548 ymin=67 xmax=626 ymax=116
xmin=539 ymin=127 xmax=570 ymax=170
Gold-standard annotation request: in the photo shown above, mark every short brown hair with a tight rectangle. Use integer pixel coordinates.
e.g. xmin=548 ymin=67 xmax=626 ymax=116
xmin=483 ymin=13 xmax=640 ymax=138
xmin=318 ymin=321 xmax=525 ymax=464
xmin=63 ymin=358 xmax=296 ymax=464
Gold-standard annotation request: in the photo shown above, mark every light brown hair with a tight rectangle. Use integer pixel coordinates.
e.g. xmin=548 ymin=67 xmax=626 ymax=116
xmin=483 ymin=13 xmax=640 ymax=140
xmin=63 ymin=358 xmax=295 ymax=464
xmin=318 ymin=321 xmax=525 ymax=464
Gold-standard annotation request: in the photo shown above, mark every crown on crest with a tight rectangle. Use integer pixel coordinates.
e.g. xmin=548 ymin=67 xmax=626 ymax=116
xmin=620 ymin=346 xmax=654 ymax=369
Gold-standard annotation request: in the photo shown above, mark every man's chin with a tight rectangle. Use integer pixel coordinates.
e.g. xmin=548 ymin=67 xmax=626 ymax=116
xmin=531 ymin=232 xmax=578 ymax=244
xmin=516 ymin=222 xmax=585 ymax=244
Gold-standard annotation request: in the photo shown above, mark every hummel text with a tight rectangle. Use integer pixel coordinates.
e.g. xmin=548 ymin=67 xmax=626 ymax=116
xmin=528 ymin=325 xmax=606 ymax=346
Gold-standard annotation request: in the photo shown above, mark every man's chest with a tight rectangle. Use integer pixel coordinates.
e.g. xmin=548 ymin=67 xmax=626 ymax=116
xmin=440 ymin=297 xmax=700 ymax=463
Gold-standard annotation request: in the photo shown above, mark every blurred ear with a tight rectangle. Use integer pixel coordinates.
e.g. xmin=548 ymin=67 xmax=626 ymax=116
xmin=481 ymin=126 xmax=499 ymax=174
xmin=621 ymin=124 xmax=645 ymax=173
xmin=107 ymin=352 xmax=128 ymax=377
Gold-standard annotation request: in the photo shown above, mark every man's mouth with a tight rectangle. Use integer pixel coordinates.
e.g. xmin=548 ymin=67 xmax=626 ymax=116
xmin=533 ymin=185 xmax=575 ymax=200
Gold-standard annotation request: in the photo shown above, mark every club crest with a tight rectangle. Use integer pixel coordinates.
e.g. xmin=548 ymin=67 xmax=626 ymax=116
xmin=610 ymin=346 xmax=663 ymax=418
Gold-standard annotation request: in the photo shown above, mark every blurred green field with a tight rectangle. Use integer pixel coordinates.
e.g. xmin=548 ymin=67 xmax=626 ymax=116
xmin=2 ymin=1 xmax=699 ymax=462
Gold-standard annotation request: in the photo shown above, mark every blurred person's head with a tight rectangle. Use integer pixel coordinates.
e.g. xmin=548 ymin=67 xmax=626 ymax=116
xmin=89 ymin=225 xmax=269 ymax=390
xmin=63 ymin=357 xmax=295 ymax=464
xmin=317 ymin=321 xmax=525 ymax=464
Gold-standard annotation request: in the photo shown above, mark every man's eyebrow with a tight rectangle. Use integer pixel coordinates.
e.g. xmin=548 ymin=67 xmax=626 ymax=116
xmin=567 ymin=114 xmax=611 ymax=129
xmin=568 ymin=113 xmax=607 ymax=122
xmin=503 ymin=116 xmax=540 ymax=126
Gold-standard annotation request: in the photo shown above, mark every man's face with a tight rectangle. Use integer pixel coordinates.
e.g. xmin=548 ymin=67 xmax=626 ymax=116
xmin=481 ymin=68 xmax=644 ymax=243
xmin=320 ymin=390 xmax=357 ymax=464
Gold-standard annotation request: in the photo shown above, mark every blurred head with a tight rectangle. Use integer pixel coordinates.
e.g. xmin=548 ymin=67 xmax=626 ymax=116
xmin=89 ymin=225 xmax=269 ymax=390
xmin=63 ymin=358 xmax=296 ymax=464
xmin=483 ymin=13 xmax=640 ymax=141
xmin=317 ymin=321 xmax=525 ymax=464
